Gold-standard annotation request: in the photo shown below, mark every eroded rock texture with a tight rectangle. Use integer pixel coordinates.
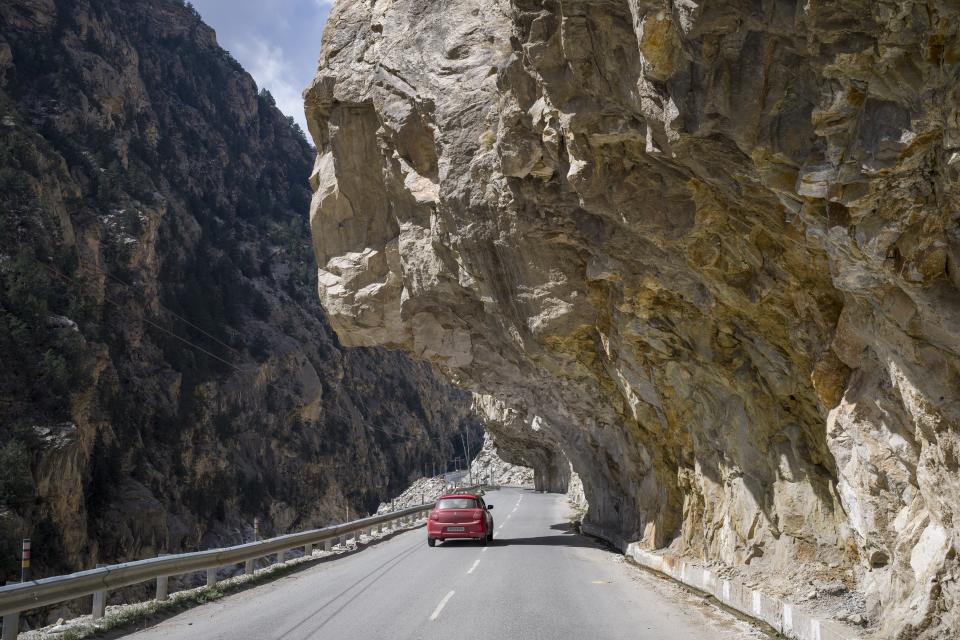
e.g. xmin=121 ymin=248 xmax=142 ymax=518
xmin=469 ymin=432 xmax=536 ymax=488
xmin=306 ymin=0 xmax=960 ymax=636
xmin=472 ymin=395 xmax=570 ymax=492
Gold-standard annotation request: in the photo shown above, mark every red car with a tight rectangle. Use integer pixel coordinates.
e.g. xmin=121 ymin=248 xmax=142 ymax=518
xmin=427 ymin=493 xmax=494 ymax=546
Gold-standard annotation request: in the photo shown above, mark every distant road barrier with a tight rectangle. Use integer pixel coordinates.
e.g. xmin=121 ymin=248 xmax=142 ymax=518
xmin=0 ymin=502 xmax=439 ymax=639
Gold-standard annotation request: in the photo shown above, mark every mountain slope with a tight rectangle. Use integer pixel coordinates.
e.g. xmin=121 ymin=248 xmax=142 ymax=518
xmin=0 ymin=0 xmax=481 ymax=585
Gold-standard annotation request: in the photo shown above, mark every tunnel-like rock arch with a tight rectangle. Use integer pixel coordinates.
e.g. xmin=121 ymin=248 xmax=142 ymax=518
xmin=305 ymin=1 xmax=960 ymax=637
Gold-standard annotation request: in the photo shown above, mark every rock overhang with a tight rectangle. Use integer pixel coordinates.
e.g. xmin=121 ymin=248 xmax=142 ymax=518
xmin=306 ymin=1 xmax=960 ymax=637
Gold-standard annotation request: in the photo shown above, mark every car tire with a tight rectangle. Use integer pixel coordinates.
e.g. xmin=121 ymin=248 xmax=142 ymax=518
xmin=428 ymin=537 xmax=436 ymax=547
xmin=480 ymin=535 xmax=488 ymax=546
xmin=488 ymin=531 xmax=493 ymax=541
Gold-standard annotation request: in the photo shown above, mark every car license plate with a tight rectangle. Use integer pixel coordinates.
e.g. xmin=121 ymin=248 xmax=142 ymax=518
xmin=446 ymin=526 xmax=465 ymax=532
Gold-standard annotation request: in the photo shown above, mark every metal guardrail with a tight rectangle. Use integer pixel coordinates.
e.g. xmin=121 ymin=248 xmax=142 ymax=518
xmin=0 ymin=501 xmax=441 ymax=638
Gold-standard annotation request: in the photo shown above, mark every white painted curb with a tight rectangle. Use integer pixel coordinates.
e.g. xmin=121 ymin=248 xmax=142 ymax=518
xmin=625 ymin=544 xmax=863 ymax=640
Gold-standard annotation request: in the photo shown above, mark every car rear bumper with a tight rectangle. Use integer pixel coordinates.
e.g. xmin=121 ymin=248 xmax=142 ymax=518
xmin=428 ymin=520 xmax=486 ymax=539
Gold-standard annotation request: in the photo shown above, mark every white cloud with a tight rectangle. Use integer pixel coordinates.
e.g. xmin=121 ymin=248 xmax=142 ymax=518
xmin=230 ymin=36 xmax=309 ymax=135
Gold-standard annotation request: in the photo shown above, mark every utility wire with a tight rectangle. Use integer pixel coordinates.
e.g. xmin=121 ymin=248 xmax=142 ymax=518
xmin=28 ymin=254 xmax=430 ymax=441
xmin=36 ymin=258 xmax=236 ymax=371
xmin=19 ymin=214 xmax=444 ymax=440
xmin=29 ymin=255 xmax=303 ymax=399
xmin=15 ymin=225 xmax=312 ymax=399
xmin=73 ymin=257 xmax=245 ymax=359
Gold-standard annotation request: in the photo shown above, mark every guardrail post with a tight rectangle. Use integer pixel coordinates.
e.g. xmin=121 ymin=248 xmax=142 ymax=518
xmin=92 ymin=564 xmax=107 ymax=620
xmin=154 ymin=553 xmax=169 ymax=601
xmin=2 ymin=612 xmax=19 ymax=640
xmin=305 ymin=543 xmax=313 ymax=556
xmin=206 ymin=568 xmax=217 ymax=588
xmin=245 ymin=558 xmax=255 ymax=575
xmin=156 ymin=575 xmax=169 ymax=601
xmin=277 ymin=549 xmax=285 ymax=564
xmin=323 ymin=539 xmax=331 ymax=552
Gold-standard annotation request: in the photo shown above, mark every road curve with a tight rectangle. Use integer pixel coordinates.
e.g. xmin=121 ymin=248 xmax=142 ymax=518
xmin=119 ymin=488 xmax=765 ymax=640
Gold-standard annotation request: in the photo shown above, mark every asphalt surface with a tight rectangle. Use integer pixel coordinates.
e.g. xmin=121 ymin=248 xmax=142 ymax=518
xmin=120 ymin=488 xmax=765 ymax=640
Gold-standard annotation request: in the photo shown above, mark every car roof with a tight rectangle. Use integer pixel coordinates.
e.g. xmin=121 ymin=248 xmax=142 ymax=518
xmin=437 ymin=493 xmax=480 ymax=500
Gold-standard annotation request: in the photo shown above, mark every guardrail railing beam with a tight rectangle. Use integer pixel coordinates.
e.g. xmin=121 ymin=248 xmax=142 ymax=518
xmin=0 ymin=486 xmax=483 ymax=637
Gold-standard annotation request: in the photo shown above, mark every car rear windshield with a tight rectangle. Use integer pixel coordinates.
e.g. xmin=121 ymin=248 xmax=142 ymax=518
xmin=437 ymin=498 xmax=479 ymax=509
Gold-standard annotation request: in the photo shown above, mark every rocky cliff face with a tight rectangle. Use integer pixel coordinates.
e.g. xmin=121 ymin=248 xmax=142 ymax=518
xmin=472 ymin=395 xmax=569 ymax=492
xmin=306 ymin=0 xmax=960 ymax=637
xmin=0 ymin=0 xmax=482 ymax=587
xmin=469 ymin=432 xmax=534 ymax=488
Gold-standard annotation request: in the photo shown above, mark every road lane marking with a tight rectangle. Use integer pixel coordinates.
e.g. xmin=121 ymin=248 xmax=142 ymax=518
xmin=467 ymin=559 xmax=480 ymax=574
xmin=482 ymin=547 xmax=488 ymax=552
xmin=430 ymin=590 xmax=455 ymax=621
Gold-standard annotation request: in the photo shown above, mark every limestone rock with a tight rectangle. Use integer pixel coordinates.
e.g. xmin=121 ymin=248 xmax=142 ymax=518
xmin=307 ymin=0 xmax=960 ymax=636
xmin=469 ymin=432 xmax=534 ymax=488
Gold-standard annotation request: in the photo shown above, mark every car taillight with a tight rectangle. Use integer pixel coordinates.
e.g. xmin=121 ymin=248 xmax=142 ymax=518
xmin=474 ymin=509 xmax=484 ymax=521
xmin=429 ymin=511 xmax=439 ymax=521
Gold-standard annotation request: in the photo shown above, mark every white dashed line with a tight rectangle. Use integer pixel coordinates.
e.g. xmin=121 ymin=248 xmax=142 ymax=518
xmin=430 ymin=590 xmax=455 ymax=621
xmin=482 ymin=547 xmax=488 ymax=552
xmin=467 ymin=559 xmax=481 ymax=574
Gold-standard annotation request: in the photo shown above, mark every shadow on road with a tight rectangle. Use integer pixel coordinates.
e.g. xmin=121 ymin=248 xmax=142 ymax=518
xmin=490 ymin=534 xmax=598 ymax=548
xmin=435 ymin=522 xmax=598 ymax=549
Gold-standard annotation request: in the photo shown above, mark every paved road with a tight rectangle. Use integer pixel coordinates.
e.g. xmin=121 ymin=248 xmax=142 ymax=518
xmin=120 ymin=488 xmax=765 ymax=640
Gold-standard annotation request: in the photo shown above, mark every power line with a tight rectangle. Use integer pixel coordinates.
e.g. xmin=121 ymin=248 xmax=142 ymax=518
xmin=15 ymin=225 xmax=314 ymax=400
xmin=28 ymin=255 xmax=302 ymax=399
xmin=74 ymin=257 xmax=245 ymax=359
xmin=17 ymin=214 xmax=459 ymax=442
xmin=27 ymin=254 xmax=437 ymax=443
xmin=35 ymin=258 xmax=234 ymax=371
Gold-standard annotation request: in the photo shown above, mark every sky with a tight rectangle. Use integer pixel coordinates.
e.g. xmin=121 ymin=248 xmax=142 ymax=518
xmin=190 ymin=0 xmax=333 ymax=134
